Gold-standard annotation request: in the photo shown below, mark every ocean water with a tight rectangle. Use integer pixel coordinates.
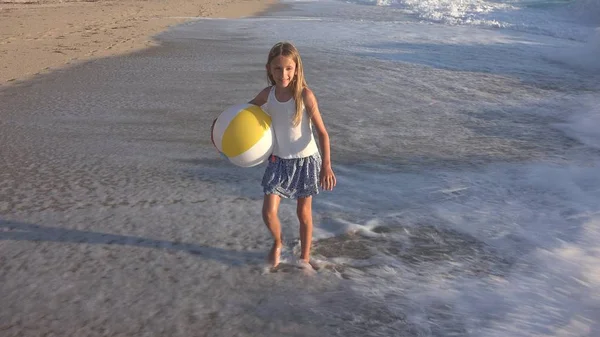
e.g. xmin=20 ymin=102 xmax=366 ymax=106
xmin=1 ymin=0 xmax=600 ymax=336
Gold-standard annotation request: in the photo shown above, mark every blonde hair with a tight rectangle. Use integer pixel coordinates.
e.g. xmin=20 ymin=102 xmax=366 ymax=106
xmin=266 ymin=42 xmax=307 ymax=126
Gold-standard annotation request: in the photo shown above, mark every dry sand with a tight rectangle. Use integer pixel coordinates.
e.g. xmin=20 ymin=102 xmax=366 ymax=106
xmin=0 ymin=0 xmax=277 ymax=86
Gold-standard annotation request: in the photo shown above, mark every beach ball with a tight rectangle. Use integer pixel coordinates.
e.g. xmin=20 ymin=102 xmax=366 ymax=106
xmin=211 ymin=103 xmax=274 ymax=167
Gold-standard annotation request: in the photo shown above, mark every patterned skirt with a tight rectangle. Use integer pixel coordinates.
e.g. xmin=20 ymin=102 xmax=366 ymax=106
xmin=261 ymin=153 xmax=322 ymax=199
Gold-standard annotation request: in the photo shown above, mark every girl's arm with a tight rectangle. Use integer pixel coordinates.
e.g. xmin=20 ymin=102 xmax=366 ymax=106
xmin=249 ymin=87 xmax=271 ymax=107
xmin=304 ymin=88 xmax=336 ymax=191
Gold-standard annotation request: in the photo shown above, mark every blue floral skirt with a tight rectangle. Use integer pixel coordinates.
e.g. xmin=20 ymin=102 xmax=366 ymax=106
xmin=262 ymin=153 xmax=322 ymax=199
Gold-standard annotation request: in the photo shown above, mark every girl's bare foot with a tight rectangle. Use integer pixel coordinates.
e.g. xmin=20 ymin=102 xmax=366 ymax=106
xmin=297 ymin=259 xmax=312 ymax=269
xmin=268 ymin=243 xmax=282 ymax=267
xmin=296 ymin=259 xmax=317 ymax=274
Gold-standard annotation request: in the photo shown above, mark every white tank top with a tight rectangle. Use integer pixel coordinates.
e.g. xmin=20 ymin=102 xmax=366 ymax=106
xmin=263 ymin=86 xmax=319 ymax=159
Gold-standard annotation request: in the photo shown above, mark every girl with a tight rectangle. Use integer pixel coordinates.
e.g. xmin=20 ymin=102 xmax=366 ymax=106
xmin=249 ymin=41 xmax=336 ymax=269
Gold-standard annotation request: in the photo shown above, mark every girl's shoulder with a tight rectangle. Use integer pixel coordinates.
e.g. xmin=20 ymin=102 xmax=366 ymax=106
xmin=249 ymin=86 xmax=273 ymax=107
xmin=301 ymin=86 xmax=318 ymax=105
xmin=261 ymin=86 xmax=274 ymax=97
xmin=256 ymin=86 xmax=273 ymax=101
xmin=302 ymin=86 xmax=318 ymax=99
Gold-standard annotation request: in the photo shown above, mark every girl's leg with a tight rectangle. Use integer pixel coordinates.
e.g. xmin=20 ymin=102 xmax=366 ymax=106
xmin=296 ymin=196 xmax=313 ymax=263
xmin=262 ymin=194 xmax=282 ymax=266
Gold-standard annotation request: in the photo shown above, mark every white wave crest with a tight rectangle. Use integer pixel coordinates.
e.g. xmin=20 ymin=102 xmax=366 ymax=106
xmin=347 ymin=0 xmax=597 ymax=41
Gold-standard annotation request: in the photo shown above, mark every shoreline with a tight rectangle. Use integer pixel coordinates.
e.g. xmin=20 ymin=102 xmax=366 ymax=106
xmin=0 ymin=0 xmax=279 ymax=87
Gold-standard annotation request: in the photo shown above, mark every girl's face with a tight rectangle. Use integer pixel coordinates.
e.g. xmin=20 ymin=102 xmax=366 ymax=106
xmin=268 ymin=55 xmax=297 ymax=89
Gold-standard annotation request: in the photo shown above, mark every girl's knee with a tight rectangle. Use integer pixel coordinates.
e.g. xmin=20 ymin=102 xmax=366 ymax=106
xmin=263 ymin=194 xmax=281 ymax=223
xmin=296 ymin=199 xmax=313 ymax=224
xmin=297 ymin=207 xmax=311 ymax=219
xmin=263 ymin=207 xmax=278 ymax=223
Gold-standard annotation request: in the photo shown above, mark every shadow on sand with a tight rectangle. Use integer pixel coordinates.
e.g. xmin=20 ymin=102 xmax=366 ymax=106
xmin=0 ymin=220 xmax=264 ymax=267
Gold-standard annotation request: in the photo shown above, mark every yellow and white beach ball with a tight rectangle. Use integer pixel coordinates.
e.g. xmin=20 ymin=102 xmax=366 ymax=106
xmin=211 ymin=104 xmax=274 ymax=167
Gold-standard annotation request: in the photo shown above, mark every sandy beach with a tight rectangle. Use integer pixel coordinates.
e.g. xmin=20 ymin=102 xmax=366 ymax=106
xmin=0 ymin=0 xmax=277 ymax=85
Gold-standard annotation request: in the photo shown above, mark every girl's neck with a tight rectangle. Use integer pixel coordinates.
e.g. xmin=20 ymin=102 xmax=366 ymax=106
xmin=274 ymin=86 xmax=293 ymax=102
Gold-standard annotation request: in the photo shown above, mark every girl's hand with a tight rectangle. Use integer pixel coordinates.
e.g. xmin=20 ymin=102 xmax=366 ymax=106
xmin=320 ymin=164 xmax=336 ymax=191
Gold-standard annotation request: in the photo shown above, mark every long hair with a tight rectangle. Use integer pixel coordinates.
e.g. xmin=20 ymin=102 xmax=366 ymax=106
xmin=266 ymin=42 xmax=307 ymax=126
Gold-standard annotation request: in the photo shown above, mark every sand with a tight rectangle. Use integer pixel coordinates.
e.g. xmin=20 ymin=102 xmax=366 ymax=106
xmin=0 ymin=0 xmax=277 ymax=86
